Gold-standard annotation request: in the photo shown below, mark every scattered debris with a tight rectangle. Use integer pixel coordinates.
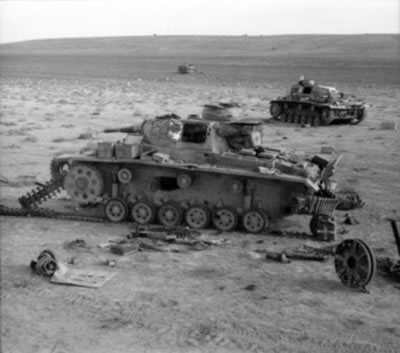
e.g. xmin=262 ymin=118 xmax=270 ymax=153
xmin=336 ymin=192 xmax=365 ymax=210
xmin=259 ymin=247 xmax=329 ymax=263
xmin=380 ymin=121 xmax=397 ymax=130
xmin=51 ymin=264 xmax=117 ymax=288
xmin=244 ymin=284 xmax=256 ymax=291
xmin=108 ymin=226 xmax=229 ymax=256
xmin=320 ymin=145 xmax=336 ymax=154
xmin=343 ymin=213 xmax=360 ymax=225
xmin=30 ymin=249 xmax=116 ymax=288
xmin=30 ymin=249 xmax=58 ymax=277
xmin=63 ymin=239 xmax=89 ymax=249
xmin=265 ymin=251 xmax=291 ymax=263
xmin=106 ymin=259 xmax=117 ymax=267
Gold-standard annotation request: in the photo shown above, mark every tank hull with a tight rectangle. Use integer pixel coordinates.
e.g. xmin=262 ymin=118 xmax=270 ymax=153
xmin=270 ymin=99 xmax=366 ymax=126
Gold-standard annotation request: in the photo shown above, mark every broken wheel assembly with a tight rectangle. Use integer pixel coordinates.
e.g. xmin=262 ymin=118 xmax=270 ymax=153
xmin=334 ymin=238 xmax=376 ymax=289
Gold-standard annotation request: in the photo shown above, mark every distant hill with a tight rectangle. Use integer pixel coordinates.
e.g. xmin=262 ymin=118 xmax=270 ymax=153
xmin=0 ymin=34 xmax=398 ymax=61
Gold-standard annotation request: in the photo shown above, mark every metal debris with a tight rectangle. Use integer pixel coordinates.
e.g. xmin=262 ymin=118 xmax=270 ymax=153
xmin=30 ymin=249 xmax=58 ymax=277
xmin=334 ymin=238 xmax=376 ymax=291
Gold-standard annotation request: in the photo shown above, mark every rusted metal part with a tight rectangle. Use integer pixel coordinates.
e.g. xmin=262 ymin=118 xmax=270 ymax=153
xmin=30 ymin=249 xmax=58 ymax=277
xmin=334 ymin=239 xmax=376 ymax=290
xmin=262 ymin=249 xmax=328 ymax=262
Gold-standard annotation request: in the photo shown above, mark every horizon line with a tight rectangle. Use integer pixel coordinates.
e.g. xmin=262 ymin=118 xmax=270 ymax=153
xmin=1 ymin=32 xmax=398 ymax=45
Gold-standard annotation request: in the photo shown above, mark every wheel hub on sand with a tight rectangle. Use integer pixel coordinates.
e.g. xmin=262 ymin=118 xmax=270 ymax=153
xmin=334 ymin=238 xmax=376 ymax=289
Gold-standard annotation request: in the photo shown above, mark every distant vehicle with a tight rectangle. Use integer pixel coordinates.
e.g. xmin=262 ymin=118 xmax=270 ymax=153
xmin=177 ymin=64 xmax=195 ymax=74
xmin=270 ymin=80 xmax=366 ymax=126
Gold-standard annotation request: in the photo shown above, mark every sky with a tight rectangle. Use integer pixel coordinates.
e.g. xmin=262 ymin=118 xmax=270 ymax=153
xmin=0 ymin=0 xmax=398 ymax=44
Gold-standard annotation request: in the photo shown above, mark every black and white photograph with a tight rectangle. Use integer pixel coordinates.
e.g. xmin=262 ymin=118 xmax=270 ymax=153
xmin=0 ymin=1 xmax=399 ymax=352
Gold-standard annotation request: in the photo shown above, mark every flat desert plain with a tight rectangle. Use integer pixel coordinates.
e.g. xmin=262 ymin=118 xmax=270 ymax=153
xmin=0 ymin=35 xmax=400 ymax=353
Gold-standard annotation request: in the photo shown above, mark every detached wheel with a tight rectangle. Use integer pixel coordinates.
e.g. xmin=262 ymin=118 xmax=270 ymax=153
xmin=270 ymin=103 xmax=283 ymax=119
xmin=158 ymin=202 xmax=183 ymax=227
xmin=212 ymin=208 xmax=238 ymax=232
xmin=242 ymin=209 xmax=267 ymax=233
xmin=185 ymin=205 xmax=210 ymax=229
xmin=131 ymin=200 xmax=155 ymax=225
xmin=104 ymin=198 xmax=128 ymax=222
xmin=335 ymin=239 xmax=376 ymax=289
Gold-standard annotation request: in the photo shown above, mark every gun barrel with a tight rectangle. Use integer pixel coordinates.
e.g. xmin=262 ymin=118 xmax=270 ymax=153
xmin=104 ymin=125 xmax=142 ymax=134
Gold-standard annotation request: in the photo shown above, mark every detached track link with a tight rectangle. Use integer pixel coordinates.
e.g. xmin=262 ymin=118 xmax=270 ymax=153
xmin=1 ymin=175 xmax=107 ymax=223
xmin=18 ymin=176 xmax=65 ymax=209
xmin=0 ymin=204 xmax=106 ymax=223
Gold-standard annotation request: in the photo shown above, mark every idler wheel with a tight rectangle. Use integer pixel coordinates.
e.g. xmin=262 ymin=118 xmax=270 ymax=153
xmin=335 ymin=239 xmax=376 ymax=289
xmin=50 ymin=159 xmax=71 ymax=180
xmin=310 ymin=213 xmax=336 ymax=241
xmin=242 ymin=209 xmax=267 ymax=233
xmin=158 ymin=202 xmax=183 ymax=227
xmin=185 ymin=205 xmax=210 ymax=229
xmin=212 ymin=208 xmax=239 ymax=232
xmin=64 ymin=164 xmax=103 ymax=203
xmin=270 ymin=103 xmax=283 ymax=119
xmin=104 ymin=198 xmax=128 ymax=222
xmin=131 ymin=200 xmax=156 ymax=225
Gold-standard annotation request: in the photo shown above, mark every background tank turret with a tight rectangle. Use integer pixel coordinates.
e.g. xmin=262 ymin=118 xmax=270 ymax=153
xmin=270 ymin=80 xmax=366 ymax=126
xmin=50 ymin=114 xmax=340 ymax=240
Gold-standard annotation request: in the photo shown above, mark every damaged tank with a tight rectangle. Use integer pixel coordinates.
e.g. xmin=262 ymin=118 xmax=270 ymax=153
xmin=270 ymin=81 xmax=366 ymax=126
xmin=49 ymin=114 xmax=340 ymax=240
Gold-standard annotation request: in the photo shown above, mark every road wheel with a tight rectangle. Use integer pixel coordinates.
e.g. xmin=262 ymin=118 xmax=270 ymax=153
xmin=212 ymin=208 xmax=239 ymax=232
xmin=242 ymin=209 xmax=267 ymax=233
xmin=104 ymin=198 xmax=128 ymax=222
xmin=185 ymin=205 xmax=210 ymax=229
xmin=270 ymin=103 xmax=283 ymax=119
xmin=131 ymin=200 xmax=156 ymax=225
xmin=158 ymin=202 xmax=183 ymax=227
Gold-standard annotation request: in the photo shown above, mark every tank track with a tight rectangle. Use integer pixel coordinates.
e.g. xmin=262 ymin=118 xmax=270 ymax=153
xmin=18 ymin=176 xmax=65 ymax=209
xmin=270 ymin=101 xmax=365 ymax=126
xmin=0 ymin=174 xmax=106 ymax=223
xmin=0 ymin=204 xmax=106 ymax=222
xmin=1 ymin=174 xmax=334 ymax=240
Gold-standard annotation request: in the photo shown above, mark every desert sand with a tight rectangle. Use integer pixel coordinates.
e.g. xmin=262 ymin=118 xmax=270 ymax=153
xmin=1 ymin=35 xmax=400 ymax=353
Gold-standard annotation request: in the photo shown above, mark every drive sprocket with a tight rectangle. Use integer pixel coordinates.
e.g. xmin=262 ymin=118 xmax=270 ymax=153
xmin=64 ymin=164 xmax=103 ymax=204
